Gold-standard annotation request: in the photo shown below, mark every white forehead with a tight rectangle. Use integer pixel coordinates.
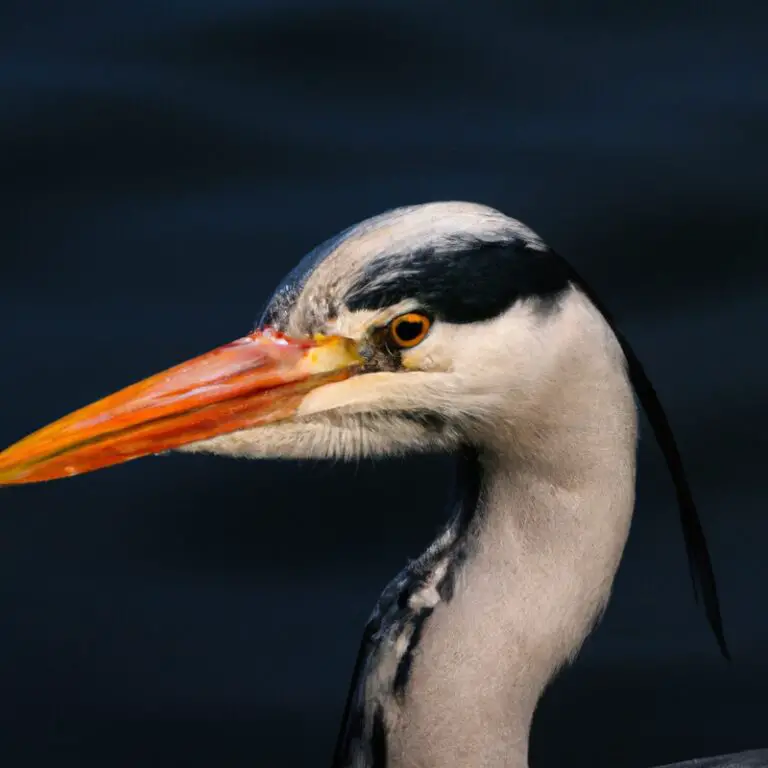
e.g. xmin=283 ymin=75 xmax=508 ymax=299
xmin=304 ymin=201 xmax=543 ymax=291
xmin=267 ymin=201 xmax=545 ymax=335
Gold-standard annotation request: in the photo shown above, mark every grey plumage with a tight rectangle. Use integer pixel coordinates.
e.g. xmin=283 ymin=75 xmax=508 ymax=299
xmin=659 ymin=753 xmax=768 ymax=768
xmin=180 ymin=202 xmax=759 ymax=768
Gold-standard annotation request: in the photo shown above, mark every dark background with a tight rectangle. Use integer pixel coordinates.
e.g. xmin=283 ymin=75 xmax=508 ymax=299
xmin=1 ymin=2 xmax=767 ymax=766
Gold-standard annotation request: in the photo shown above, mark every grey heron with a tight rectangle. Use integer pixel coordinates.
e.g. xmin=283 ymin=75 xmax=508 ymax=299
xmin=0 ymin=201 xmax=763 ymax=768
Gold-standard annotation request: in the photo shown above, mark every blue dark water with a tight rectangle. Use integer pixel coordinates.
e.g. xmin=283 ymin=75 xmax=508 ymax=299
xmin=0 ymin=2 xmax=767 ymax=766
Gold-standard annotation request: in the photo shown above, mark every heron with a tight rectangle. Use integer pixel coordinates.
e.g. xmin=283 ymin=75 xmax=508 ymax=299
xmin=0 ymin=201 xmax=763 ymax=768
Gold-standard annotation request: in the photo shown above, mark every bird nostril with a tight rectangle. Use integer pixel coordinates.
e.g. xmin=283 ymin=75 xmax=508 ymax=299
xmin=357 ymin=339 xmax=377 ymax=365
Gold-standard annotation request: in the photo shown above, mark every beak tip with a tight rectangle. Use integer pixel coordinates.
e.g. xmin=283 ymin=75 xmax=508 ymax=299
xmin=0 ymin=470 xmax=22 ymax=486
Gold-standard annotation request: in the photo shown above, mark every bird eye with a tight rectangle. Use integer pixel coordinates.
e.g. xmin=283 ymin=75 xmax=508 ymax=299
xmin=388 ymin=313 xmax=431 ymax=349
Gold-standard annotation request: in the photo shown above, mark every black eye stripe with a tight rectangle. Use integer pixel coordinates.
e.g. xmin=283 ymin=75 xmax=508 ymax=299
xmin=345 ymin=241 xmax=571 ymax=324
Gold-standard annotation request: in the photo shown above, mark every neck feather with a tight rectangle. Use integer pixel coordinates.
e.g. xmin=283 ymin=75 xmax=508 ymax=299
xmin=386 ymin=322 xmax=638 ymax=768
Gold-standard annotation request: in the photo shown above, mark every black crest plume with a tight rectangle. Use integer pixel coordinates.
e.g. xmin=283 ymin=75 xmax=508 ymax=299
xmin=561 ymin=255 xmax=729 ymax=660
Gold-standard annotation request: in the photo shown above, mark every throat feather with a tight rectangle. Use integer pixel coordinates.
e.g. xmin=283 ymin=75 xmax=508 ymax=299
xmin=331 ymin=449 xmax=481 ymax=768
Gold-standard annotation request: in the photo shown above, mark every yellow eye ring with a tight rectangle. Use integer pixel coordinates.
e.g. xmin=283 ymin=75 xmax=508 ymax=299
xmin=388 ymin=313 xmax=431 ymax=349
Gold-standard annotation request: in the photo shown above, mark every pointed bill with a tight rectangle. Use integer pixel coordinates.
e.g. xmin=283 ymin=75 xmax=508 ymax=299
xmin=0 ymin=329 xmax=362 ymax=485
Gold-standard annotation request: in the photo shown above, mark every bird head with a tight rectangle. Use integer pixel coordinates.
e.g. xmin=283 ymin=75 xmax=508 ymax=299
xmin=0 ymin=201 xmax=730 ymax=659
xmin=0 ymin=201 xmax=597 ymax=483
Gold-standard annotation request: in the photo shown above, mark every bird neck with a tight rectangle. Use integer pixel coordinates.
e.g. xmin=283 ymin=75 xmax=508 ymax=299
xmin=389 ymin=349 xmax=638 ymax=767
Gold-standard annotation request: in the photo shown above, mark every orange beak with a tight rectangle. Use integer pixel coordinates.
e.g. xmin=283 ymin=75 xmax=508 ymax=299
xmin=0 ymin=328 xmax=362 ymax=486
